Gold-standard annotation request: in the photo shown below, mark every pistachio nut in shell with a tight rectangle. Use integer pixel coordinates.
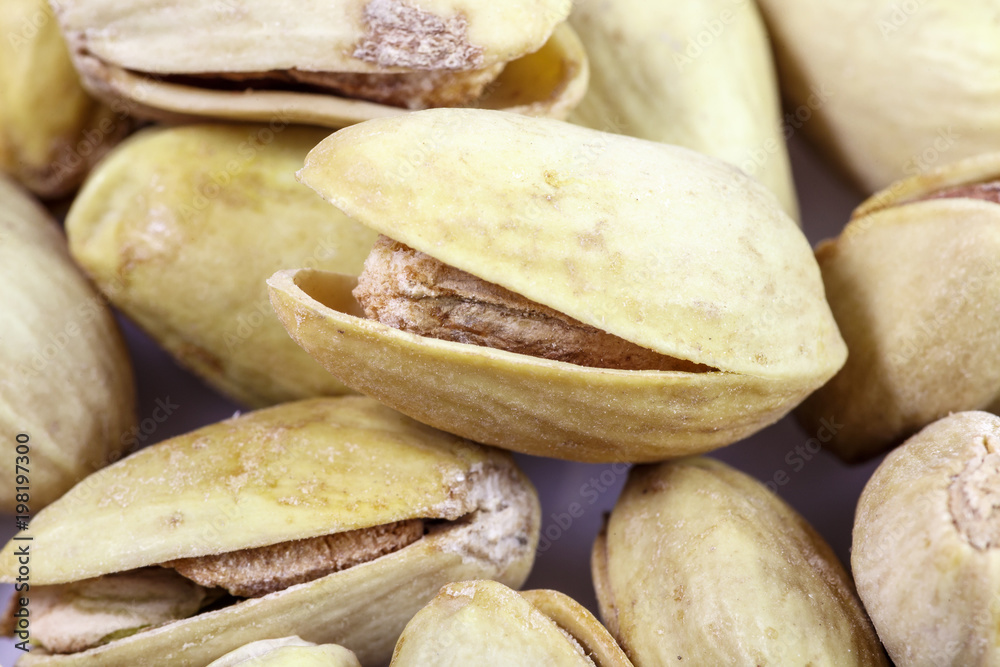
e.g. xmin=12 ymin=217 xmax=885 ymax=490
xmin=852 ymin=412 xmax=1000 ymax=666
xmin=568 ymin=0 xmax=798 ymax=220
xmin=0 ymin=175 xmax=135 ymax=511
xmin=391 ymin=581 xmax=632 ymax=666
xmin=593 ymin=458 xmax=887 ymax=666
xmin=268 ymin=108 xmax=847 ymax=463
xmin=207 ymin=637 xmax=360 ymax=667
xmin=796 ymin=152 xmax=1000 ymax=462
xmin=0 ymin=0 xmax=129 ymax=198
xmin=755 ymin=0 xmax=1000 ymax=193
xmin=0 ymin=397 xmax=540 ymax=666
xmin=52 ymin=0 xmax=587 ymax=127
xmin=66 ymin=124 xmax=379 ymax=408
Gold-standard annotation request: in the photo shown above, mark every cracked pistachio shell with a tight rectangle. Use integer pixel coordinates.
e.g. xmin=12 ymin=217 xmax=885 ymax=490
xmin=0 ymin=396 xmax=540 ymax=666
xmin=755 ymin=0 xmax=1000 ymax=193
xmin=852 ymin=412 xmax=1000 ymax=666
xmin=54 ymin=0 xmax=587 ymax=127
xmin=796 ymin=153 xmax=1000 ymax=462
xmin=0 ymin=0 xmax=128 ymax=198
xmin=0 ymin=175 xmax=135 ymax=511
xmin=66 ymin=124 xmax=379 ymax=408
xmin=594 ymin=458 xmax=887 ymax=666
xmin=207 ymin=637 xmax=360 ymax=667
xmin=391 ymin=581 xmax=632 ymax=666
xmin=569 ymin=0 xmax=797 ymax=220
xmin=268 ymin=108 xmax=846 ymax=463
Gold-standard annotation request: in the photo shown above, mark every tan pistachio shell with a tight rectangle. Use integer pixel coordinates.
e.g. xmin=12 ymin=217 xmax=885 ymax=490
xmin=593 ymin=458 xmax=887 ymax=666
xmin=268 ymin=108 xmax=846 ymax=462
xmin=755 ymin=0 xmax=1000 ymax=193
xmin=0 ymin=397 xmax=540 ymax=666
xmin=569 ymin=0 xmax=798 ymax=220
xmin=53 ymin=0 xmax=587 ymax=127
xmin=207 ymin=637 xmax=361 ymax=667
xmin=66 ymin=124 xmax=379 ymax=408
xmin=391 ymin=581 xmax=632 ymax=666
xmin=796 ymin=153 xmax=1000 ymax=462
xmin=852 ymin=411 xmax=1000 ymax=666
xmin=0 ymin=0 xmax=129 ymax=198
xmin=0 ymin=175 xmax=135 ymax=511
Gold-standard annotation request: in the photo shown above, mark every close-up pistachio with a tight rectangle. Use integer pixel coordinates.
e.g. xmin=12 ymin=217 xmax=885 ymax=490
xmin=391 ymin=580 xmax=632 ymax=666
xmin=0 ymin=397 xmax=540 ymax=665
xmin=852 ymin=411 xmax=1000 ymax=666
xmin=796 ymin=152 xmax=1000 ymax=462
xmin=206 ymin=637 xmax=360 ymax=667
xmin=65 ymin=124 xmax=379 ymax=408
xmin=51 ymin=0 xmax=588 ymax=127
xmin=569 ymin=0 xmax=798 ymax=219
xmin=268 ymin=108 xmax=846 ymax=463
xmin=0 ymin=175 xmax=135 ymax=511
xmin=593 ymin=458 xmax=887 ymax=665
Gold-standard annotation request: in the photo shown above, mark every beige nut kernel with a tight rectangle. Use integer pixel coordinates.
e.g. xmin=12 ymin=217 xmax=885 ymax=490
xmin=207 ymin=637 xmax=360 ymax=667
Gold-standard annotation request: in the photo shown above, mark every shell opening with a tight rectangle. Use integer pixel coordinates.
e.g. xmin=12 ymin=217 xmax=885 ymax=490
xmin=915 ymin=178 xmax=1000 ymax=206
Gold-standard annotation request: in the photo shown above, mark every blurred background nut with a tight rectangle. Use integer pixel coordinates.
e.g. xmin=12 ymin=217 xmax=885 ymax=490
xmin=207 ymin=637 xmax=360 ymax=667
xmin=569 ymin=0 xmax=798 ymax=220
xmin=797 ymin=153 xmax=1000 ymax=462
xmin=0 ymin=175 xmax=135 ymax=511
xmin=852 ymin=411 xmax=1000 ymax=666
xmin=0 ymin=0 xmax=130 ymax=198
xmin=594 ymin=458 xmax=887 ymax=666
xmin=66 ymin=124 xmax=379 ymax=408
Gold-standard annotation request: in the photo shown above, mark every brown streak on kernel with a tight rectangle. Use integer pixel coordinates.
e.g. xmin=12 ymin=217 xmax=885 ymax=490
xmin=916 ymin=179 xmax=1000 ymax=205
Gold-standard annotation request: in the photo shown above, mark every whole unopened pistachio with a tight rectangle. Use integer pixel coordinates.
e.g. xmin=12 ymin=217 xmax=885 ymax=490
xmin=594 ymin=458 xmax=887 ymax=665
xmin=268 ymin=108 xmax=846 ymax=462
xmin=852 ymin=411 xmax=1000 ymax=666
xmin=0 ymin=397 xmax=540 ymax=666
xmin=796 ymin=152 xmax=1000 ymax=462
xmin=0 ymin=175 xmax=135 ymax=511
xmin=207 ymin=637 xmax=360 ymax=667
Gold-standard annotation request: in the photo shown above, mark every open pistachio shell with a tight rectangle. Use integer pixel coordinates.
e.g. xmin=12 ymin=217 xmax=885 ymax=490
xmin=569 ymin=0 xmax=798 ymax=220
xmin=796 ymin=153 xmax=1000 ymax=462
xmin=268 ymin=108 xmax=846 ymax=462
xmin=207 ymin=637 xmax=360 ymax=667
xmin=53 ymin=0 xmax=587 ymax=127
xmin=594 ymin=458 xmax=887 ymax=665
xmin=755 ymin=0 xmax=1000 ymax=193
xmin=0 ymin=0 xmax=129 ymax=198
xmin=852 ymin=412 xmax=1000 ymax=666
xmin=0 ymin=397 xmax=540 ymax=665
xmin=66 ymin=124 xmax=379 ymax=408
xmin=0 ymin=175 xmax=135 ymax=511
xmin=391 ymin=581 xmax=632 ymax=666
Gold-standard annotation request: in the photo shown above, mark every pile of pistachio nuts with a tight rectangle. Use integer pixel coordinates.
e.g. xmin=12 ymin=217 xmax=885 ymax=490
xmin=2 ymin=0 xmax=998 ymax=665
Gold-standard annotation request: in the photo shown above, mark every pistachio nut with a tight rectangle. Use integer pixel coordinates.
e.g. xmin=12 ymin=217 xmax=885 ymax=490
xmin=755 ymin=0 xmax=1000 ymax=193
xmin=66 ymin=124 xmax=380 ymax=408
xmin=52 ymin=0 xmax=587 ymax=127
xmin=0 ymin=0 xmax=129 ymax=198
xmin=267 ymin=108 xmax=847 ymax=463
xmin=0 ymin=397 xmax=540 ymax=665
xmin=852 ymin=411 xmax=1000 ymax=666
xmin=391 ymin=580 xmax=632 ymax=666
xmin=796 ymin=152 xmax=1000 ymax=462
xmin=207 ymin=637 xmax=360 ymax=667
xmin=568 ymin=0 xmax=798 ymax=220
xmin=593 ymin=458 xmax=887 ymax=665
xmin=0 ymin=175 xmax=135 ymax=511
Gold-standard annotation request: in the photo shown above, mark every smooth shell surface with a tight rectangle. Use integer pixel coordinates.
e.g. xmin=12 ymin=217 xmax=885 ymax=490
xmin=270 ymin=109 xmax=846 ymax=461
xmin=593 ymin=458 xmax=887 ymax=666
xmin=66 ymin=124 xmax=379 ymax=408
xmin=0 ymin=175 xmax=135 ymax=511
xmin=207 ymin=637 xmax=361 ymax=667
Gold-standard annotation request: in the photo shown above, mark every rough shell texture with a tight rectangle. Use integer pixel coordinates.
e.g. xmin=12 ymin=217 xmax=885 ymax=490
xmin=269 ymin=108 xmax=846 ymax=462
xmin=852 ymin=412 xmax=1000 ymax=666
xmin=0 ymin=175 xmax=135 ymax=511
xmin=593 ymin=458 xmax=887 ymax=666
xmin=0 ymin=397 xmax=539 ymax=666
xmin=66 ymin=124 xmax=379 ymax=408
xmin=569 ymin=0 xmax=797 ymax=220
xmin=796 ymin=153 xmax=1000 ymax=462
xmin=755 ymin=0 xmax=1000 ymax=193
xmin=207 ymin=637 xmax=361 ymax=667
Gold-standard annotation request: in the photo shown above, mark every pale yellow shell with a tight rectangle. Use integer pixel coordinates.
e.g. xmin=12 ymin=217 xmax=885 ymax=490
xmin=207 ymin=637 xmax=361 ymax=667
